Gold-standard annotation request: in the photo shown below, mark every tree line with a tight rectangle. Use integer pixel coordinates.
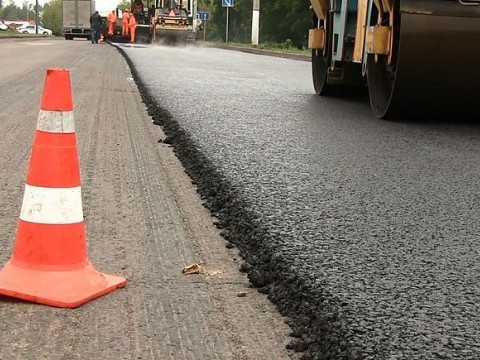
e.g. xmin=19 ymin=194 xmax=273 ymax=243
xmin=0 ymin=0 xmax=62 ymax=35
xmin=197 ymin=0 xmax=312 ymax=49
xmin=0 ymin=1 xmax=39 ymax=22
xmin=1 ymin=0 xmax=312 ymax=47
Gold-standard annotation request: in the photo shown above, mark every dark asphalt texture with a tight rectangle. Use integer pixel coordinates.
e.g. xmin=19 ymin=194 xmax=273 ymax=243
xmin=117 ymin=43 xmax=480 ymax=360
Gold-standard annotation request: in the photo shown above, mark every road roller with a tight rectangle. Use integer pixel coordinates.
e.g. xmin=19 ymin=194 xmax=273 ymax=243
xmin=108 ymin=0 xmax=198 ymax=44
xmin=309 ymin=0 xmax=480 ymax=118
xmin=151 ymin=0 xmax=199 ymax=45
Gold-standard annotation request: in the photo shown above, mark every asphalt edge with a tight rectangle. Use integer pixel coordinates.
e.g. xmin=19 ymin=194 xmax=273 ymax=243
xmin=112 ymin=43 xmax=356 ymax=360
xmin=203 ymin=42 xmax=311 ymax=62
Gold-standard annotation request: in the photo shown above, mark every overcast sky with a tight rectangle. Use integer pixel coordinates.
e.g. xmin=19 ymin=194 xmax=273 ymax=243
xmin=10 ymin=0 xmax=121 ymax=12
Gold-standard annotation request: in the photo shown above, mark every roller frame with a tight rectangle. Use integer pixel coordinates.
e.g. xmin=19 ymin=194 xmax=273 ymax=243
xmin=310 ymin=0 xmax=329 ymax=20
xmin=308 ymin=0 xmax=480 ymax=118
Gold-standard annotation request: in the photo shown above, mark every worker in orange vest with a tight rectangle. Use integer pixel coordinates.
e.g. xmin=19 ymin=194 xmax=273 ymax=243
xmin=129 ymin=13 xmax=137 ymax=43
xmin=122 ymin=9 xmax=130 ymax=36
xmin=107 ymin=10 xmax=117 ymax=36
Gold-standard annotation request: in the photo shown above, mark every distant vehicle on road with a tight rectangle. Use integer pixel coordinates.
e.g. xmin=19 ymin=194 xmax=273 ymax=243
xmin=62 ymin=0 xmax=95 ymax=40
xmin=17 ymin=25 xmax=53 ymax=35
xmin=0 ymin=22 xmax=8 ymax=31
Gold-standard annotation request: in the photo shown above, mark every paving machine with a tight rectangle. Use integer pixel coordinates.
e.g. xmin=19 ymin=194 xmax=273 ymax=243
xmin=151 ymin=0 xmax=199 ymax=45
xmin=106 ymin=0 xmax=153 ymax=43
xmin=309 ymin=0 xmax=480 ymax=118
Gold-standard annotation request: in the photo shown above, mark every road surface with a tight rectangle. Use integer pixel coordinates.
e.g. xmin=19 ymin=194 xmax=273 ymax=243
xmin=0 ymin=38 xmax=296 ymax=360
xmin=119 ymin=43 xmax=480 ymax=359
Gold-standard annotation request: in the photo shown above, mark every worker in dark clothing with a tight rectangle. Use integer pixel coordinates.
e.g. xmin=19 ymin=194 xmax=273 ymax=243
xmin=148 ymin=5 xmax=155 ymax=22
xmin=131 ymin=0 xmax=144 ymax=17
xmin=89 ymin=11 xmax=102 ymax=44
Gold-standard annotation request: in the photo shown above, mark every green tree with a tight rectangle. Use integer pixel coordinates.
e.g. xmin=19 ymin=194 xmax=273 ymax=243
xmin=42 ymin=0 xmax=62 ymax=35
xmin=0 ymin=1 xmax=38 ymax=21
xmin=117 ymin=0 xmax=131 ymax=11
xmin=22 ymin=1 xmax=37 ymax=22
xmin=2 ymin=2 xmax=21 ymax=19
xmin=260 ymin=0 xmax=310 ymax=48
xmin=196 ymin=0 xmax=311 ymax=48
xmin=196 ymin=0 xmax=223 ymax=42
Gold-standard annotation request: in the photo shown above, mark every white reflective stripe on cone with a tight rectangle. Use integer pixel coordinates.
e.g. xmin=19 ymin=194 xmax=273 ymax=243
xmin=20 ymin=184 xmax=84 ymax=224
xmin=37 ymin=110 xmax=75 ymax=133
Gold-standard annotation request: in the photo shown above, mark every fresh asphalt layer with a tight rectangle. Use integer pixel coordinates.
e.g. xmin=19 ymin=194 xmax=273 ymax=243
xmin=117 ymin=43 xmax=480 ymax=360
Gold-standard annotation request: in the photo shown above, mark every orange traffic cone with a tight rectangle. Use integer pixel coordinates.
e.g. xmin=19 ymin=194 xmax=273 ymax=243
xmin=0 ymin=68 xmax=126 ymax=308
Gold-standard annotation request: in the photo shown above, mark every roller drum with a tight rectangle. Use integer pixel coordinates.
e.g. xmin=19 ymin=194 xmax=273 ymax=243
xmin=136 ymin=25 xmax=152 ymax=44
xmin=154 ymin=29 xmax=188 ymax=46
xmin=367 ymin=2 xmax=480 ymax=118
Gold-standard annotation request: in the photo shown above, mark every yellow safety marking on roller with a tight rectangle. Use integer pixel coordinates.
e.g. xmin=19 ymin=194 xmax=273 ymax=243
xmin=308 ymin=28 xmax=325 ymax=50
xmin=354 ymin=0 xmax=369 ymax=63
xmin=365 ymin=26 xmax=390 ymax=55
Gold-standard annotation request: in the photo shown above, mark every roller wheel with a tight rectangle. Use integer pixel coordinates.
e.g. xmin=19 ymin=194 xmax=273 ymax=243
xmin=366 ymin=53 xmax=396 ymax=118
xmin=312 ymin=14 xmax=332 ymax=96
xmin=366 ymin=1 xmax=400 ymax=118
xmin=312 ymin=49 xmax=330 ymax=95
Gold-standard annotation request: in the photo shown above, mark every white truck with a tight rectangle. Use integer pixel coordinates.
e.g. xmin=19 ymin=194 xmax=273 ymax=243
xmin=62 ymin=0 xmax=95 ymax=40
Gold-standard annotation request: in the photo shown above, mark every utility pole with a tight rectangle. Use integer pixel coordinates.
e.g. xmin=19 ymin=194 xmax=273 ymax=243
xmin=225 ymin=6 xmax=229 ymax=42
xmin=203 ymin=18 xmax=206 ymax=42
xmin=222 ymin=0 xmax=233 ymax=42
xmin=251 ymin=0 xmax=259 ymax=46
xmin=35 ymin=0 xmax=38 ymax=34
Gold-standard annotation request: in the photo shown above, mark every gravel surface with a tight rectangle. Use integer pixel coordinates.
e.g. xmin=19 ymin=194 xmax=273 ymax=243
xmin=0 ymin=38 xmax=295 ymax=359
xmin=119 ymin=43 xmax=480 ymax=359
